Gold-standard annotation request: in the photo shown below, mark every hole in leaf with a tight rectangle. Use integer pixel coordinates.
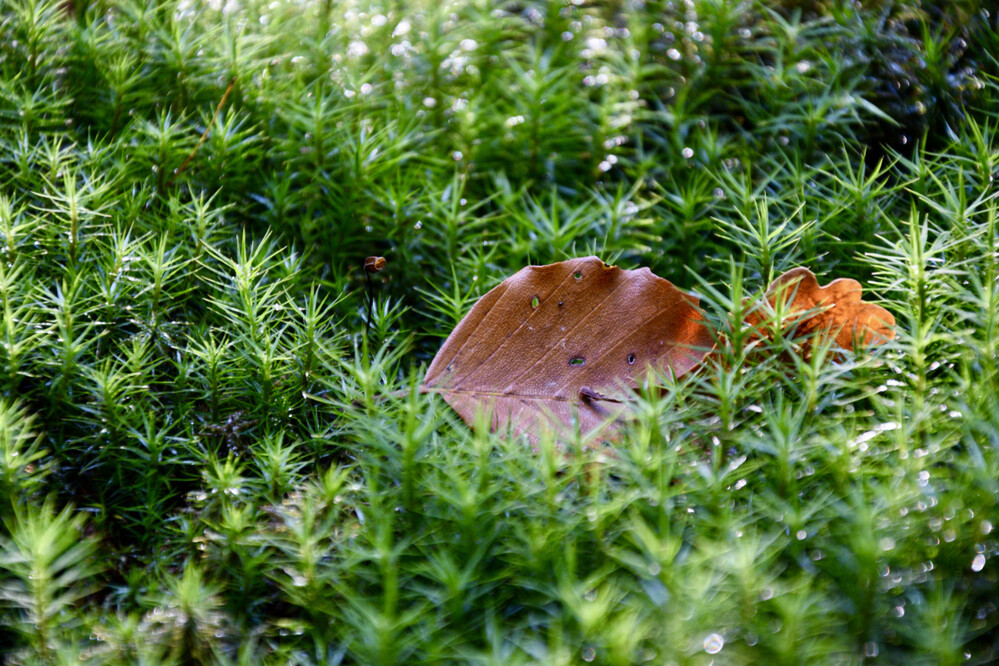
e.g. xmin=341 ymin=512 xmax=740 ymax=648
xmin=531 ymin=296 xmax=539 ymax=308
xmin=574 ymin=271 xmax=582 ymax=279
xmin=569 ymin=356 xmax=585 ymax=366
xmin=627 ymin=353 xmax=636 ymax=365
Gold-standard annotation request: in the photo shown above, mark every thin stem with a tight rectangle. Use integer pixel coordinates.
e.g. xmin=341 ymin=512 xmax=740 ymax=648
xmin=365 ymin=270 xmax=375 ymax=354
xmin=167 ymin=77 xmax=237 ymax=189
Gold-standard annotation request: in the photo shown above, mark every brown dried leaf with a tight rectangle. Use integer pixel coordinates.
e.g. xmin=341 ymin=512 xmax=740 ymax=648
xmin=746 ymin=267 xmax=896 ymax=351
xmin=422 ymin=256 xmax=714 ymax=442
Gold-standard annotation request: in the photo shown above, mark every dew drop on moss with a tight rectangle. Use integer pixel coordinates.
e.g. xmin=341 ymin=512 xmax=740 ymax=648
xmin=972 ymin=554 xmax=986 ymax=572
xmin=703 ymin=633 xmax=724 ymax=654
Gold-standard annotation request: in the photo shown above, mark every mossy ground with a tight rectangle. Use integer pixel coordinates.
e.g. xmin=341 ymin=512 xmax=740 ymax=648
xmin=1 ymin=0 xmax=998 ymax=663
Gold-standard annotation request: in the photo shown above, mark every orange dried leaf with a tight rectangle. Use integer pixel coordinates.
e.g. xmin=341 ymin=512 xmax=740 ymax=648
xmin=747 ymin=267 xmax=896 ymax=350
xmin=422 ymin=257 xmax=714 ymax=442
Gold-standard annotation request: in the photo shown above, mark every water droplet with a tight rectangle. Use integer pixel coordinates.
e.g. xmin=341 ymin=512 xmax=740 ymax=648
xmin=583 ymin=589 xmax=597 ymax=601
xmin=347 ymin=40 xmax=369 ymax=57
xmin=581 ymin=646 xmax=596 ymax=662
xmin=703 ymin=633 xmax=724 ymax=654
xmin=393 ymin=19 xmax=411 ymax=36
xmin=682 ymin=147 xmax=694 ymax=158
xmin=972 ymin=554 xmax=986 ymax=572
xmin=414 ymin=221 xmax=422 ymax=230
xmin=627 ymin=353 xmax=636 ymax=365
xmin=864 ymin=641 xmax=879 ymax=658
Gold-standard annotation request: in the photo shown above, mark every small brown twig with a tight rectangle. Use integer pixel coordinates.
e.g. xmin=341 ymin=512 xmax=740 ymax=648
xmin=363 ymin=256 xmax=386 ymax=353
xmin=166 ymin=76 xmax=237 ymax=189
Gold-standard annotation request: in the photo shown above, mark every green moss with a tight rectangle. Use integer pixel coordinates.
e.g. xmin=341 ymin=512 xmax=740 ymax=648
xmin=0 ymin=0 xmax=996 ymax=662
